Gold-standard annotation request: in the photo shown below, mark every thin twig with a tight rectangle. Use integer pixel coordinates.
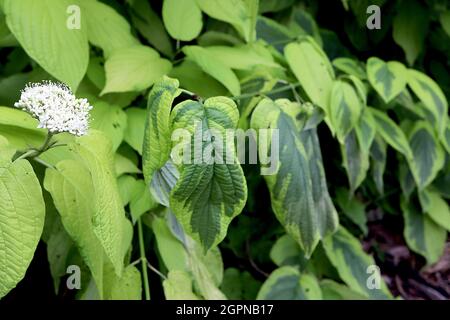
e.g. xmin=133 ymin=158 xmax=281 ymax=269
xmin=246 ymin=239 xmax=270 ymax=278
xmin=147 ymin=261 xmax=167 ymax=280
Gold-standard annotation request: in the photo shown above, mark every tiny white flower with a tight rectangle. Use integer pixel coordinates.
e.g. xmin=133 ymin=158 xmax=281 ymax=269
xmin=14 ymin=81 xmax=93 ymax=136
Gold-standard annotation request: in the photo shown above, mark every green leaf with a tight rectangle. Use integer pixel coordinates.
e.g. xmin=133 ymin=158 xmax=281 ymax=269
xmin=163 ymin=270 xmax=200 ymax=300
xmin=71 ymin=131 xmax=126 ymax=276
xmin=220 ymin=268 xmax=261 ymax=300
xmin=442 ymin=123 xmax=450 ymax=154
xmin=408 ymin=121 xmax=445 ymax=190
xmin=196 ymin=0 xmax=255 ymax=42
xmin=0 ymin=158 xmax=45 ymax=298
xmin=440 ymin=11 xmax=450 ymax=37
xmin=320 ymin=279 xmax=367 ymax=300
xmin=183 ymin=45 xmax=241 ymax=95
xmin=170 ymin=97 xmax=247 ymax=250
xmin=44 ymin=160 xmax=105 ymax=297
xmin=366 ymin=57 xmax=407 ymax=103
xmin=162 ymin=0 xmax=203 ymax=41
xmin=401 ymin=197 xmax=446 ymax=265
xmin=369 ymin=107 xmax=413 ymax=159
xmin=332 ymin=58 xmax=366 ymax=79
xmin=392 ymin=0 xmax=428 ymax=66
xmin=270 ymin=234 xmax=307 ymax=268
xmin=142 ymin=77 xmax=181 ymax=185
xmin=251 ymin=99 xmax=338 ymax=257
xmin=329 ymin=80 xmax=364 ymax=143
xmin=335 ymin=188 xmax=368 ymax=235
xmin=114 ymin=153 xmax=140 ymax=177
xmin=418 ymin=188 xmax=450 ymax=232
xmin=322 ymin=226 xmax=392 ymax=299
xmin=257 ymin=266 xmax=322 ymax=300
xmin=4 ymin=0 xmax=88 ymax=90
xmin=285 ymin=38 xmax=335 ymax=110
xmin=82 ymin=0 xmax=138 ymax=58
xmin=289 ymin=7 xmax=322 ymax=46
xmin=102 ymin=45 xmax=172 ymax=94
xmin=406 ymin=69 xmax=448 ymax=136
xmin=259 ymin=0 xmax=294 ymax=13
xmin=90 ymin=100 xmax=127 ymax=152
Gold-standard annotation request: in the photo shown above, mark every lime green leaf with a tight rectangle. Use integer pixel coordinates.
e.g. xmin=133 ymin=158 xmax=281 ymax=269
xmin=115 ymin=153 xmax=140 ymax=177
xmin=142 ymin=77 xmax=181 ymax=185
xmin=329 ymin=80 xmax=364 ymax=143
xmin=355 ymin=110 xmax=376 ymax=154
xmin=169 ymin=60 xmax=228 ymax=98
xmin=196 ymin=0 xmax=255 ymax=42
xmin=152 ymin=215 xmax=226 ymax=299
xmin=367 ymin=57 xmax=407 ymax=103
xmin=285 ymin=38 xmax=335 ymax=110
xmin=201 ymin=44 xmax=280 ymax=70
xmin=270 ymin=234 xmax=307 ymax=268
xmin=170 ymin=97 xmax=247 ymax=250
xmin=0 ymin=106 xmax=46 ymax=149
xmin=124 ymin=108 xmax=146 ymax=155
xmin=332 ymin=58 xmax=366 ymax=79
xmin=163 ymin=0 xmax=203 ymax=41
xmin=418 ymin=188 xmax=450 ymax=232
xmin=129 ymin=180 xmax=158 ymax=224
xmin=72 ymin=131 xmax=125 ymax=275
xmin=251 ymin=99 xmax=338 ymax=257
xmin=0 ymin=135 xmax=15 ymax=160
xmin=0 ymin=158 xmax=45 ymax=298
xmin=257 ymin=266 xmax=322 ymax=300
xmin=82 ymin=0 xmax=138 ymax=58
xmin=392 ymin=0 xmax=428 ymax=66
xmin=322 ymin=226 xmax=392 ymax=299
xmin=401 ymin=197 xmax=446 ymax=265
xmin=102 ymin=45 xmax=172 ymax=94
xmin=44 ymin=160 xmax=105 ymax=297
xmin=408 ymin=121 xmax=445 ymax=190
xmin=163 ymin=270 xmax=200 ymax=300
xmin=183 ymin=45 xmax=241 ymax=95
xmin=320 ymin=279 xmax=367 ymax=300
xmin=407 ymin=69 xmax=448 ymax=136
xmin=129 ymin=0 xmax=173 ymax=57
xmin=4 ymin=0 xmax=88 ymax=90
xmin=108 ymin=265 xmax=142 ymax=300
xmin=90 ymin=100 xmax=127 ymax=151
xmin=369 ymin=107 xmax=413 ymax=159
xmin=289 ymin=7 xmax=322 ymax=46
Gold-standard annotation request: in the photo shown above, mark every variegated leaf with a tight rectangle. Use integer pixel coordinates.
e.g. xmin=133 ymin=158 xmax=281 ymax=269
xmin=408 ymin=121 xmax=445 ymax=190
xmin=169 ymin=97 xmax=247 ymax=251
xmin=367 ymin=57 xmax=407 ymax=103
xmin=257 ymin=266 xmax=322 ymax=300
xmin=251 ymin=98 xmax=338 ymax=257
xmin=407 ymin=69 xmax=448 ymax=136
xmin=322 ymin=227 xmax=392 ymax=299
xmin=142 ymin=76 xmax=181 ymax=185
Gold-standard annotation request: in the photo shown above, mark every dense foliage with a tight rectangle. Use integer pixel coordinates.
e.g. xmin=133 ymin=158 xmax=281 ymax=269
xmin=0 ymin=0 xmax=449 ymax=300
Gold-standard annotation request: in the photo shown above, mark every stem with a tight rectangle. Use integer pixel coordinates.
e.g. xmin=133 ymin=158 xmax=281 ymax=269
xmin=232 ymin=83 xmax=301 ymax=101
xmin=137 ymin=218 xmax=151 ymax=300
xmin=147 ymin=262 xmax=167 ymax=280
xmin=14 ymin=132 xmax=54 ymax=161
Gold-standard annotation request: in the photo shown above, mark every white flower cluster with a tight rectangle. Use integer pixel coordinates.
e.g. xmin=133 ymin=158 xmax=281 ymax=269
xmin=14 ymin=81 xmax=92 ymax=136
